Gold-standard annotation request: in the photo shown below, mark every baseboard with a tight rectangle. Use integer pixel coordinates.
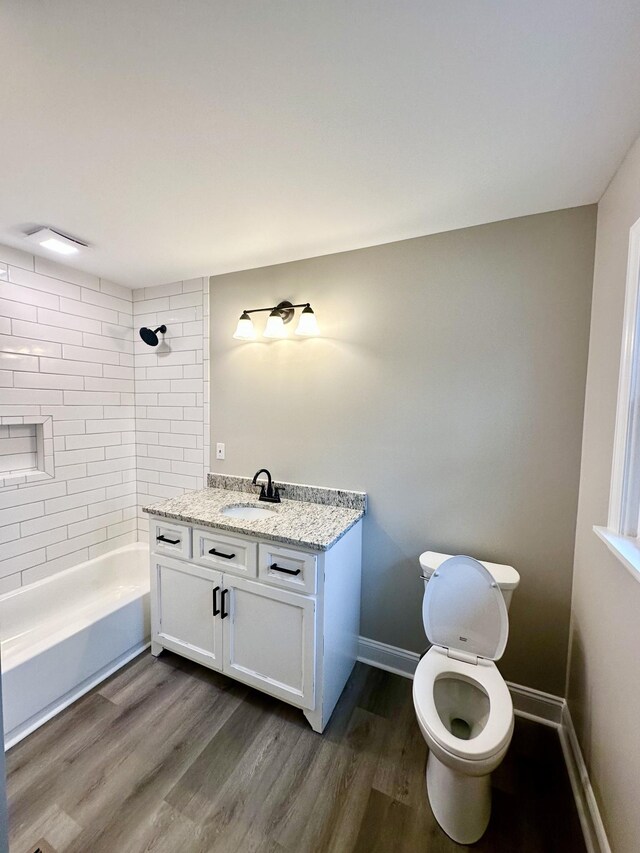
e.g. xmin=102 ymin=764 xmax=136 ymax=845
xmin=357 ymin=635 xmax=610 ymax=853
xmin=559 ymin=705 xmax=612 ymax=853
xmin=357 ymin=636 xmax=421 ymax=678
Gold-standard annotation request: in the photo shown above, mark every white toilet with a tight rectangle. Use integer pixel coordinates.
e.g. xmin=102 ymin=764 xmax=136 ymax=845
xmin=413 ymin=551 xmax=520 ymax=845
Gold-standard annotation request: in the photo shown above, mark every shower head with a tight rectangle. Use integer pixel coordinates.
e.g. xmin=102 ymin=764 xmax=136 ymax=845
xmin=139 ymin=325 xmax=166 ymax=346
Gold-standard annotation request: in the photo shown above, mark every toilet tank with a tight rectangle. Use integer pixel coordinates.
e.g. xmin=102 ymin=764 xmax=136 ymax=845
xmin=419 ymin=551 xmax=520 ymax=611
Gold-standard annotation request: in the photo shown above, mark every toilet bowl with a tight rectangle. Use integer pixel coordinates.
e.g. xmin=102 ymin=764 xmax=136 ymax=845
xmin=413 ymin=553 xmax=519 ymax=845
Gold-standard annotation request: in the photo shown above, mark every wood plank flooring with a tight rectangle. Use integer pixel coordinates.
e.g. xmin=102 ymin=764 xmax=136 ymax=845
xmin=6 ymin=652 xmax=586 ymax=853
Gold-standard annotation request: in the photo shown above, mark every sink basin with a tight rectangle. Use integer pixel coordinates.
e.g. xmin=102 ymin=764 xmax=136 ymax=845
xmin=221 ymin=505 xmax=277 ymax=521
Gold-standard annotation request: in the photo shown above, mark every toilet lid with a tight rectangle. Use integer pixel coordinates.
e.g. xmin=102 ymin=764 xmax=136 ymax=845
xmin=422 ymin=555 xmax=509 ymax=661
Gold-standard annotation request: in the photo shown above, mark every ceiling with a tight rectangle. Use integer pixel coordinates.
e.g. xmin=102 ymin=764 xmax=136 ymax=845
xmin=2 ymin=1 xmax=640 ymax=287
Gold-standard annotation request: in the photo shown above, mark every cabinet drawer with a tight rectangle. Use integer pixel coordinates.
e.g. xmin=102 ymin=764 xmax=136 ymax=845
xmin=258 ymin=542 xmax=317 ymax=594
xmin=151 ymin=518 xmax=191 ymax=560
xmin=193 ymin=528 xmax=257 ymax=577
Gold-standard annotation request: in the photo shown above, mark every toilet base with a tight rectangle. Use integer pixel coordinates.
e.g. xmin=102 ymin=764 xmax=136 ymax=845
xmin=426 ymin=751 xmax=491 ymax=844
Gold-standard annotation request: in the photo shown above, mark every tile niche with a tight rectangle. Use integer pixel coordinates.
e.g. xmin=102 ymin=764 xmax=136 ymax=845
xmin=0 ymin=415 xmax=54 ymax=488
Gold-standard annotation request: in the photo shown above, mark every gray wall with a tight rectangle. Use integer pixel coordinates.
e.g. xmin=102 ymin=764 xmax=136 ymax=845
xmin=568 ymin=135 xmax=640 ymax=853
xmin=210 ymin=206 xmax=596 ymax=695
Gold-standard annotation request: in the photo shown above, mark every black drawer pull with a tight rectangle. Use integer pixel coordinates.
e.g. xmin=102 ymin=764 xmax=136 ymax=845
xmin=270 ymin=563 xmax=301 ymax=576
xmin=221 ymin=588 xmax=229 ymax=619
xmin=212 ymin=586 xmax=220 ymax=616
xmin=208 ymin=548 xmax=236 ymax=560
xmin=157 ymin=534 xmax=180 ymax=545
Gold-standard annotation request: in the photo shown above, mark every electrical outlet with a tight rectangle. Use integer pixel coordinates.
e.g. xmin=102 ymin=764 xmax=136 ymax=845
xmin=216 ymin=442 xmax=225 ymax=460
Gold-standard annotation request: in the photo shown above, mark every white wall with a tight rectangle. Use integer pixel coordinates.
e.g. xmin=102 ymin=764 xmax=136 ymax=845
xmin=0 ymin=244 xmax=137 ymax=591
xmin=133 ymin=278 xmax=209 ymax=540
xmin=568 ymin=135 xmax=640 ymax=853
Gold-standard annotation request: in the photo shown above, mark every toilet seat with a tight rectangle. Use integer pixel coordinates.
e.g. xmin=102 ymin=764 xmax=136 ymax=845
xmin=413 ymin=647 xmax=513 ymax=762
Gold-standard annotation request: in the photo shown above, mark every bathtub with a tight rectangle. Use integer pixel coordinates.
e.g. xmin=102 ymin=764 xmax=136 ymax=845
xmin=1 ymin=542 xmax=150 ymax=749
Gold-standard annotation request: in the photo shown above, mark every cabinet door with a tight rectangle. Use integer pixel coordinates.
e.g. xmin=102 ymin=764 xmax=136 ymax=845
xmin=154 ymin=555 xmax=223 ymax=671
xmin=222 ymin=576 xmax=316 ymax=709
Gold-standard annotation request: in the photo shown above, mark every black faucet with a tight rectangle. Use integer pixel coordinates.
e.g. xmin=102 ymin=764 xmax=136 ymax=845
xmin=252 ymin=468 xmax=282 ymax=503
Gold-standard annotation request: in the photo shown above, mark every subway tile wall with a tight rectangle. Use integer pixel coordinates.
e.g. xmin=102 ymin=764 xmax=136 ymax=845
xmin=0 ymin=244 xmax=137 ymax=592
xmin=0 ymin=243 xmax=210 ymax=590
xmin=133 ymin=277 xmax=209 ymax=541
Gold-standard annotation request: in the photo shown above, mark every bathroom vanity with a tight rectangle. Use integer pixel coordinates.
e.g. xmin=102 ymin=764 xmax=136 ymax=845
xmin=143 ymin=474 xmax=365 ymax=733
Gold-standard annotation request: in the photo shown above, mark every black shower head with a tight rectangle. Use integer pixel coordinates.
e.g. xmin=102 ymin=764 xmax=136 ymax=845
xmin=139 ymin=325 xmax=166 ymax=346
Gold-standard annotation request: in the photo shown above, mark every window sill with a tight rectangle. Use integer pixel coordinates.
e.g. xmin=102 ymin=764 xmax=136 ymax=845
xmin=593 ymin=526 xmax=640 ymax=584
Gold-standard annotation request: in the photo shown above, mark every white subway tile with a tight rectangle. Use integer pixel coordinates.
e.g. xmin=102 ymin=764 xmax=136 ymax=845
xmin=147 ymin=445 xmax=184 ymax=461
xmin=41 ymin=405 xmax=104 ymax=420
xmin=45 ymin=487 xmax=106 ymax=514
xmin=143 ymin=282 xmax=183 ymax=299
xmin=103 ymin=364 xmax=134 ymax=380
xmin=103 ymin=406 xmax=135 ymax=419
xmin=37 ymin=307 xmax=102 ymax=335
xmin=158 ymin=392 xmax=197 ymax=406
xmin=136 ymin=418 xmax=172 ymax=433
xmin=133 ymin=296 xmax=171 ymax=314
xmin=53 ymin=420 xmax=86 ymax=436
xmin=10 ymin=266 xmax=82 ymax=300
xmin=0 ymin=370 xmax=12 ymax=386
xmin=0 ymin=574 xmax=21 ymax=594
xmin=63 ymin=390 xmax=121 ymax=406
xmin=0 ymin=548 xmax=47 ymax=578
xmin=0 ymin=333 xmax=62 ymax=358
xmin=161 ymin=471 xmax=199 ymax=489
xmin=59 ymin=296 xmax=118 ymax=324
xmin=170 ymin=420 xmax=202 ymax=435
xmin=21 ymin=506 xmax=87 ymax=536
xmin=54 ymin=463 xmax=88 ymax=480
xmin=107 ymin=518 xmax=137 ymax=538
xmin=83 ymin=376 xmax=134 ymax=393
xmin=64 ymin=433 xmax=121 ymax=450
xmin=46 ymin=529 xmax=107 ymax=560
xmin=14 ymin=371 xmax=84 ymax=390
xmin=0 ymin=387 xmax=63 ymax=405
xmin=184 ymin=407 xmax=204 ymax=421
xmin=169 ymin=291 xmax=203 ymax=309
xmin=99 ymin=279 xmax=133 ymax=301
xmin=12 ymin=319 xmax=82 ymax=346
xmin=87 ymin=457 xmax=133 ymax=475
xmin=67 ymin=472 xmax=123 ymax=493
xmin=54 ymin=447 xmax=105 ymax=466
xmin=81 ymin=288 xmax=131 ymax=314
xmin=0 ymin=244 xmax=34 ymax=270
xmin=85 ymin=418 xmax=135 ymax=433
xmin=88 ymin=494 xmax=136 ymax=517
xmin=146 ymin=406 xmax=185 ymax=420
xmin=62 ymin=344 xmax=120 ymax=366
xmin=145 ymin=365 xmax=183 ymax=380
xmin=182 ymin=365 xmax=203 ymax=379
xmin=90 ymin=530 xmax=136 ymax=558
xmin=0 ymin=351 xmax=39 ymax=372
xmin=40 ymin=356 xmax=103 ymax=377
xmin=34 ymin=257 xmax=99 ymax=290
xmin=0 ymin=298 xmax=38 ymax=321
xmin=0 ymin=280 xmax=59 ymax=310
xmin=68 ymin=511 xmax=122 ymax=538
xmin=0 ymin=527 xmax=65 ymax=561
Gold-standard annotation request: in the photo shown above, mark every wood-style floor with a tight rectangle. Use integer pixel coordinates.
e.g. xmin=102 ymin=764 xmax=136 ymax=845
xmin=6 ymin=652 xmax=586 ymax=853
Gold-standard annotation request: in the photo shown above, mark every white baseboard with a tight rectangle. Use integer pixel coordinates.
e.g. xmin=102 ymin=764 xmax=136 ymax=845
xmin=559 ymin=704 xmax=612 ymax=853
xmin=357 ymin=635 xmax=610 ymax=853
xmin=357 ymin=636 xmax=421 ymax=678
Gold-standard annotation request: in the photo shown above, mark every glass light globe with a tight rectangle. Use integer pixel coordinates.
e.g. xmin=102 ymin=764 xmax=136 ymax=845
xmin=263 ymin=309 xmax=287 ymax=338
xmin=233 ymin=312 xmax=256 ymax=340
xmin=295 ymin=305 xmax=319 ymax=336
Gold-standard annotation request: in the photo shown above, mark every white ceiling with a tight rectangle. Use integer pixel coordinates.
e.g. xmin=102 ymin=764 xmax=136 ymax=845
xmin=2 ymin=1 xmax=640 ymax=287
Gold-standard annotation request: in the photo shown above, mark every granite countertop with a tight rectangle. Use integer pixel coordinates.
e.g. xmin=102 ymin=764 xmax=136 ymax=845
xmin=142 ymin=485 xmax=365 ymax=551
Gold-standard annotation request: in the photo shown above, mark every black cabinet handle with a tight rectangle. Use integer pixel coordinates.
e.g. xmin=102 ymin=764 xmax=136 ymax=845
xmin=212 ymin=586 xmax=220 ymax=616
xmin=221 ymin=588 xmax=229 ymax=619
xmin=270 ymin=563 xmax=301 ymax=576
xmin=208 ymin=548 xmax=236 ymax=560
xmin=157 ymin=534 xmax=180 ymax=545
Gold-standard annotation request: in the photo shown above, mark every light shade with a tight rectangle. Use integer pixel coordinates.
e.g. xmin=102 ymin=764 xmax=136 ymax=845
xmin=295 ymin=305 xmax=320 ymax=336
xmin=263 ymin=309 xmax=288 ymax=338
xmin=233 ymin=312 xmax=256 ymax=340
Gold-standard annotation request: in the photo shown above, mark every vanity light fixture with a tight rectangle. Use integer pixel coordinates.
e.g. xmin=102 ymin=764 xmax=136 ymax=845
xmin=26 ymin=227 xmax=88 ymax=256
xmin=233 ymin=300 xmax=319 ymax=341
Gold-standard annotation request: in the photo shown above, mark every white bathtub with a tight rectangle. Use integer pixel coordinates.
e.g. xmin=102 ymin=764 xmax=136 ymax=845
xmin=1 ymin=542 xmax=150 ymax=749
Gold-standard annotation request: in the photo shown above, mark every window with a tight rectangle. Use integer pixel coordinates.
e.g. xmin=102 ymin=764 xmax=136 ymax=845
xmin=596 ymin=214 xmax=640 ymax=582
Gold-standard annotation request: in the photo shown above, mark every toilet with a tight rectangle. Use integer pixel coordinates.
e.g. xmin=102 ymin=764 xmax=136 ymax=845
xmin=413 ymin=551 xmax=520 ymax=845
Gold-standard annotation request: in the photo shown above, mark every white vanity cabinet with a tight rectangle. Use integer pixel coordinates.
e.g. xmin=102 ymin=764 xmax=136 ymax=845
xmin=149 ymin=519 xmax=362 ymax=733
